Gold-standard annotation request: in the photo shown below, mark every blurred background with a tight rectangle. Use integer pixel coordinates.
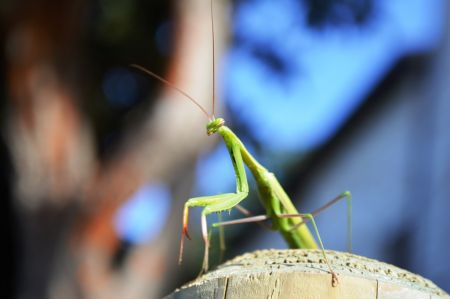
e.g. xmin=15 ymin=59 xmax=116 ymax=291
xmin=2 ymin=0 xmax=450 ymax=298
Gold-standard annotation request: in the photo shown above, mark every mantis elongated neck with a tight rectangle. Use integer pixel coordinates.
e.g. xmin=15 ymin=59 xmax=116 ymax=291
xmin=217 ymin=126 xmax=267 ymax=176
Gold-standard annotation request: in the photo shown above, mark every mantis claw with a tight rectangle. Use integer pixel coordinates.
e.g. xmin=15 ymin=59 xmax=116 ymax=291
xmin=179 ymin=226 xmax=191 ymax=265
xmin=183 ymin=226 xmax=191 ymax=240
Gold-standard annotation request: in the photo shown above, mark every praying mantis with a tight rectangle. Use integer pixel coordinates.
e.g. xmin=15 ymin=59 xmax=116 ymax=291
xmin=132 ymin=0 xmax=352 ymax=287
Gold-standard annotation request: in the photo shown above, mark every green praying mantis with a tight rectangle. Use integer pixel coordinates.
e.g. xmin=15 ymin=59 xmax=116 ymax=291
xmin=132 ymin=0 xmax=352 ymax=287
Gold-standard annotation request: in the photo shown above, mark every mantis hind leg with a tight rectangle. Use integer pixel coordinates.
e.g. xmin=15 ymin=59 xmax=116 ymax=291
xmin=282 ymin=191 xmax=352 ymax=286
xmin=275 ymin=212 xmax=338 ymax=286
xmin=289 ymin=191 xmax=352 ymax=252
xmin=212 ymin=210 xmax=339 ymax=286
xmin=211 ymin=191 xmax=352 ymax=286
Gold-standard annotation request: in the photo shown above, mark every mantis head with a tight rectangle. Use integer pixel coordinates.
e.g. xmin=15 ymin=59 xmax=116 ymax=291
xmin=206 ymin=118 xmax=225 ymax=135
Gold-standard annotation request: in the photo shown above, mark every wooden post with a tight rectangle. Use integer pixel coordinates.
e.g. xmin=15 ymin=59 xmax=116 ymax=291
xmin=165 ymin=249 xmax=449 ymax=299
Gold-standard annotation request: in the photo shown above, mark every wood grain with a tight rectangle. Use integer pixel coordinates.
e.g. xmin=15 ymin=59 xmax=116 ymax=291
xmin=165 ymin=249 xmax=449 ymax=299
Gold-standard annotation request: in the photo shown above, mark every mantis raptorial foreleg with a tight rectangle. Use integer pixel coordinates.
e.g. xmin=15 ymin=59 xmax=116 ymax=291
xmin=179 ymin=141 xmax=249 ymax=274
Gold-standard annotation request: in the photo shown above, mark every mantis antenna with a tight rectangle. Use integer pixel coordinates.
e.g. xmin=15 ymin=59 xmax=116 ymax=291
xmin=210 ymin=0 xmax=216 ymax=118
xmin=130 ymin=64 xmax=211 ymax=120
xmin=132 ymin=0 xmax=218 ymax=120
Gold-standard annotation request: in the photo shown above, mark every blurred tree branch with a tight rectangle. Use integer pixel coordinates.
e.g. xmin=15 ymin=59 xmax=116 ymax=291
xmin=6 ymin=0 xmax=93 ymax=206
xmin=4 ymin=0 xmax=229 ymax=298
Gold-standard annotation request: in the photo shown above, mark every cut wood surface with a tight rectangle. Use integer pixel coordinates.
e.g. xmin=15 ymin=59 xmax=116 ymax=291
xmin=165 ymin=249 xmax=449 ymax=299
